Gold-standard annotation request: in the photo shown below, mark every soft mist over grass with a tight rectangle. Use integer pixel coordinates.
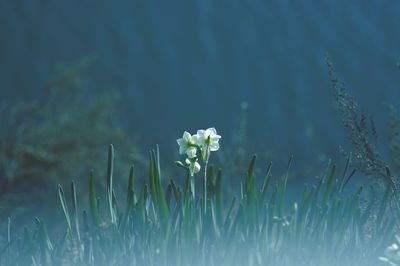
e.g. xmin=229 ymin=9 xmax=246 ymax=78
xmin=1 ymin=143 xmax=398 ymax=266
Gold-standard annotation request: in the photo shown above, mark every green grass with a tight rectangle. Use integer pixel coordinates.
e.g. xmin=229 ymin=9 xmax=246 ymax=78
xmin=0 ymin=145 xmax=398 ymax=266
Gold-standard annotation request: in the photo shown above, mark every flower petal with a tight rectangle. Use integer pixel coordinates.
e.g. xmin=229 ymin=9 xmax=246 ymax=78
xmin=197 ymin=129 xmax=205 ymax=138
xmin=193 ymin=162 xmax=201 ymax=173
xmin=179 ymin=145 xmax=187 ymax=154
xmin=210 ymin=135 xmax=221 ymax=142
xmin=209 ymin=142 xmax=220 ymax=151
xmin=183 ymin=131 xmax=191 ymax=140
xmin=206 ymin=127 xmax=217 ymax=135
xmin=192 ymin=134 xmax=200 ymax=144
xmin=177 ymin=138 xmax=185 ymax=146
xmin=186 ymin=147 xmax=197 ymax=158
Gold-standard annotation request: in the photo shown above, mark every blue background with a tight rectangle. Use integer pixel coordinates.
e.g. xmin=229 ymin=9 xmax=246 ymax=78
xmin=1 ymin=1 xmax=400 ymax=174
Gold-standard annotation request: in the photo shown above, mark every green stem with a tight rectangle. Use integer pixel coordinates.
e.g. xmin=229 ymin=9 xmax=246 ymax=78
xmin=203 ymin=154 xmax=209 ymax=215
xmin=190 ymin=175 xmax=195 ymax=200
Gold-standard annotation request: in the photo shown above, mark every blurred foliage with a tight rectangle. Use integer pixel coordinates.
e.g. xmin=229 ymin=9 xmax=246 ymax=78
xmin=326 ymin=56 xmax=386 ymax=182
xmin=388 ymin=105 xmax=400 ymax=175
xmin=326 ymin=57 xmax=400 ymax=192
xmin=325 ymin=57 xmax=400 ymax=243
xmin=0 ymin=57 xmax=143 ymax=210
xmin=217 ymin=102 xmax=249 ymax=181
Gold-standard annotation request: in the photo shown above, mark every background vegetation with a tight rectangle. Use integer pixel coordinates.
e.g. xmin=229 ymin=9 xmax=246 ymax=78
xmin=0 ymin=58 xmax=143 ymax=230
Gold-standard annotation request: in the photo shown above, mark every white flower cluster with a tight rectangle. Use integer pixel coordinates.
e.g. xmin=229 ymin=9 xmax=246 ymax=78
xmin=176 ymin=127 xmax=221 ymax=176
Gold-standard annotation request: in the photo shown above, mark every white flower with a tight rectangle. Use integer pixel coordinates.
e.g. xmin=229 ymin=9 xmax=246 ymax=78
xmin=177 ymin=131 xmax=198 ymax=158
xmin=196 ymin=127 xmax=221 ymax=153
xmin=185 ymin=158 xmax=201 ymax=176
xmin=176 ymin=128 xmax=221 ymax=173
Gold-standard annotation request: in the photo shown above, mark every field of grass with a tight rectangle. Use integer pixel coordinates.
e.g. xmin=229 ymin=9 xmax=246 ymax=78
xmin=1 ymin=141 xmax=399 ymax=266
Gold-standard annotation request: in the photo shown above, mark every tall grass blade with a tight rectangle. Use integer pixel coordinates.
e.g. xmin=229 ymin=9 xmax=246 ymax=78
xmin=89 ymin=170 xmax=100 ymax=226
xmin=106 ymin=144 xmax=117 ymax=225
xmin=58 ymin=184 xmax=71 ymax=234
xmin=71 ymin=181 xmax=81 ymax=241
xmin=279 ymin=156 xmax=292 ymax=217
xmin=260 ymin=162 xmax=272 ymax=206
xmin=35 ymin=217 xmax=53 ymax=265
xmin=322 ymin=164 xmax=337 ymax=205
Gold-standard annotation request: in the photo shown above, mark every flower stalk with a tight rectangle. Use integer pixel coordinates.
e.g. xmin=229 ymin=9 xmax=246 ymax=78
xmin=203 ymin=151 xmax=209 ymax=214
xmin=176 ymin=128 xmax=221 ymax=213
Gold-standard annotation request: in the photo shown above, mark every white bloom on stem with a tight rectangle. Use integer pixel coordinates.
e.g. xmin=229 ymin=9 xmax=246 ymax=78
xmin=185 ymin=158 xmax=201 ymax=176
xmin=177 ymin=131 xmax=198 ymax=158
xmin=196 ymin=128 xmax=221 ymax=159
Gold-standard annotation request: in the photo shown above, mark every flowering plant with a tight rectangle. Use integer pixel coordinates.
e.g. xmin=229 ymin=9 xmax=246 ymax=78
xmin=176 ymin=127 xmax=221 ymax=176
xmin=176 ymin=127 xmax=221 ymax=213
